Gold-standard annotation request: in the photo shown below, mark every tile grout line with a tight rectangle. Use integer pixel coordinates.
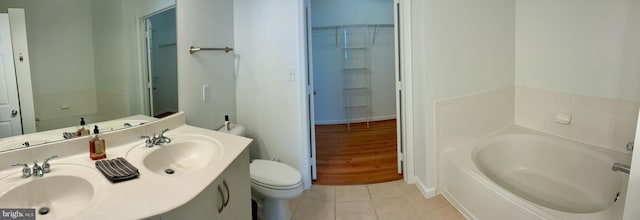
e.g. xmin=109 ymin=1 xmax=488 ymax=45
xmin=333 ymin=186 xmax=337 ymax=220
xmin=366 ymin=184 xmax=382 ymax=220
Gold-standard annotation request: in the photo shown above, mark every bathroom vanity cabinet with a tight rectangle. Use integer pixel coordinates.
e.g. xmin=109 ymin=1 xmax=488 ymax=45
xmin=148 ymin=149 xmax=251 ymax=220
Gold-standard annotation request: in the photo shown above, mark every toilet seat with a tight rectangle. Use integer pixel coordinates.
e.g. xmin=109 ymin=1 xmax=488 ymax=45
xmin=250 ymin=160 xmax=302 ymax=190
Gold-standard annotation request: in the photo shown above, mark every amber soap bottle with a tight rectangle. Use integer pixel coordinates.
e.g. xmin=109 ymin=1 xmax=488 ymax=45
xmin=90 ymin=125 xmax=106 ymax=160
xmin=76 ymin=117 xmax=90 ymax=137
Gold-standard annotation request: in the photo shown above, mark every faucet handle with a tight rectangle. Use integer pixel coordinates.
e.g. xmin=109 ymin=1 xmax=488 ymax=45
xmin=11 ymin=163 xmax=31 ymax=178
xmin=42 ymin=156 xmax=58 ymax=173
xmin=43 ymin=155 xmax=58 ymax=163
xmin=32 ymin=160 xmax=43 ymax=177
xmin=11 ymin=163 xmax=27 ymax=167
xmin=140 ymin=135 xmax=154 ymax=147
xmin=627 ymin=142 xmax=634 ymax=152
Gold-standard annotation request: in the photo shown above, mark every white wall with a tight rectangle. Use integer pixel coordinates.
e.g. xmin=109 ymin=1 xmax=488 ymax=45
xmin=514 ymin=0 xmax=640 ymax=153
xmin=410 ymin=0 xmax=429 ymax=192
xmin=177 ymin=0 xmax=236 ymax=132
xmin=416 ymin=0 xmax=516 ymax=192
xmin=515 ymin=0 xmax=640 ymax=102
xmin=311 ymin=0 xmax=392 ymax=27
xmin=234 ymin=0 xmax=310 ymax=187
xmin=425 ymin=0 xmax=515 ymax=100
xmin=92 ymin=0 xmax=130 ymax=121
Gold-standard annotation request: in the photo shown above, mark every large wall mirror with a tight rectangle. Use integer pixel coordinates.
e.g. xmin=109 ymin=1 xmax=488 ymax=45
xmin=0 ymin=0 xmax=177 ymax=151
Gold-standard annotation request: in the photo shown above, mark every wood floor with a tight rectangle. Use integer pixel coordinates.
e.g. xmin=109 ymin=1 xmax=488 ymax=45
xmin=314 ymin=119 xmax=402 ymax=185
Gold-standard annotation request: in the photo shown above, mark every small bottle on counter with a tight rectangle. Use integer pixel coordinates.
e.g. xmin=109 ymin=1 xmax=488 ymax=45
xmin=90 ymin=125 xmax=106 ymax=160
xmin=76 ymin=117 xmax=90 ymax=137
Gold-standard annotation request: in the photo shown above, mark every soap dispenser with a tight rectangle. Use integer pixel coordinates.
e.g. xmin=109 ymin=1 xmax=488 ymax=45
xmin=76 ymin=117 xmax=90 ymax=137
xmin=90 ymin=125 xmax=106 ymax=160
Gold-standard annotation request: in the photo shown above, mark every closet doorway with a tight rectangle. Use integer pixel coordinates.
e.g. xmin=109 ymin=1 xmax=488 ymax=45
xmin=142 ymin=8 xmax=178 ymax=118
xmin=308 ymin=0 xmax=401 ymax=185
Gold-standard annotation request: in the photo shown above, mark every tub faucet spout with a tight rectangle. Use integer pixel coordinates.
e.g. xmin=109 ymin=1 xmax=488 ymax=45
xmin=612 ymin=162 xmax=630 ymax=174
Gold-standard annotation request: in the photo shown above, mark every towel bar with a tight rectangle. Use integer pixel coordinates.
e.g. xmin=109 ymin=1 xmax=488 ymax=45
xmin=189 ymin=46 xmax=234 ymax=54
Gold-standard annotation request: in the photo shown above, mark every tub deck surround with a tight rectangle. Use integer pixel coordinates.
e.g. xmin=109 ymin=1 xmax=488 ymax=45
xmin=0 ymin=112 xmax=253 ymax=220
xmin=441 ymin=126 xmax=631 ymax=220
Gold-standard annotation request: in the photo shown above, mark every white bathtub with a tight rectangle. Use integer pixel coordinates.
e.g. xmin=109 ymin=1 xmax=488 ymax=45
xmin=440 ymin=126 xmax=631 ymax=220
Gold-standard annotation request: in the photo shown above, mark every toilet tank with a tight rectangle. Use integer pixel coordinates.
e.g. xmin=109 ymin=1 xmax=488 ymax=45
xmin=217 ymin=124 xmax=246 ymax=137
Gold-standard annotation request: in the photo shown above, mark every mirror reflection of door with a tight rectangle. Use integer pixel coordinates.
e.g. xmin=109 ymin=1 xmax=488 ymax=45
xmin=145 ymin=8 xmax=177 ymax=118
xmin=0 ymin=14 xmax=22 ymax=138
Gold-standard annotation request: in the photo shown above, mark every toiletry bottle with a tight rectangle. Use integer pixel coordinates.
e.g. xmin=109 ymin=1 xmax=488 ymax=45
xmin=76 ymin=117 xmax=90 ymax=137
xmin=90 ymin=125 xmax=106 ymax=160
xmin=224 ymin=115 xmax=231 ymax=131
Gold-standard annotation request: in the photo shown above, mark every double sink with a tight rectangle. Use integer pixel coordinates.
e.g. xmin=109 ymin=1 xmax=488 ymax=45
xmin=0 ymin=132 xmax=225 ymax=219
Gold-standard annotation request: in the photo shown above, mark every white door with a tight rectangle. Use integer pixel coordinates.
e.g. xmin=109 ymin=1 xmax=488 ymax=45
xmin=623 ymin=109 xmax=640 ymax=219
xmin=393 ymin=1 xmax=404 ymax=174
xmin=0 ymin=14 xmax=21 ymax=138
xmin=304 ymin=1 xmax=318 ymax=180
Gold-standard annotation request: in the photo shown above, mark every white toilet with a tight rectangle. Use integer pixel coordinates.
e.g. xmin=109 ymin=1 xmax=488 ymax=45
xmin=219 ymin=124 xmax=304 ymax=220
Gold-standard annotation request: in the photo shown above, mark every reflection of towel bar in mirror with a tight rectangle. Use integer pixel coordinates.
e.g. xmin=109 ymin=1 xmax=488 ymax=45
xmin=189 ymin=46 xmax=234 ymax=54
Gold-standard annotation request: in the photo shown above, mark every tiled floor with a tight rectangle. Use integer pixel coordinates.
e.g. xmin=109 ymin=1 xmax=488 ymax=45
xmin=288 ymin=180 xmax=466 ymax=220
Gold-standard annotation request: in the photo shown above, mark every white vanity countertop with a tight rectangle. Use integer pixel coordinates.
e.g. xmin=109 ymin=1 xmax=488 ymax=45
xmin=0 ymin=113 xmax=252 ymax=220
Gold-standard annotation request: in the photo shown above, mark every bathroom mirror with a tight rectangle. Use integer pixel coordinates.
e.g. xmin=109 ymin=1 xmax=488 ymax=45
xmin=0 ymin=0 xmax=177 ymax=151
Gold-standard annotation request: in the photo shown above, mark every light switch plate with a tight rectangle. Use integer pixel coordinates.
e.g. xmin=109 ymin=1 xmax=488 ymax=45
xmin=202 ymin=84 xmax=208 ymax=101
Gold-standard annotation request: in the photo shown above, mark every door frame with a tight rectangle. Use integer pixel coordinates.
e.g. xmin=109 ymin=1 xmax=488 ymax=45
xmin=304 ymin=0 xmax=318 ymax=180
xmin=395 ymin=0 xmax=415 ymax=184
xmin=303 ymin=0 xmax=415 ymax=184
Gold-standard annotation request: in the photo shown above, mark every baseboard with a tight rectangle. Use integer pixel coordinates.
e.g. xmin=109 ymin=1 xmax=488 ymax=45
xmin=414 ymin=177 xmax=437 ymax=198
xmin=315 ymin=115 xmax=397 ymax=125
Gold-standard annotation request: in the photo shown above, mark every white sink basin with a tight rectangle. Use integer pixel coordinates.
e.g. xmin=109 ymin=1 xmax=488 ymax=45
xmin=0 ymin=164 xmax=105 ymax=219
xmin=127 ymin=134 xmax=223 ymax=175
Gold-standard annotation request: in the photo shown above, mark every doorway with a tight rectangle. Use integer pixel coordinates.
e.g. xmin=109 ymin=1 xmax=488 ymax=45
xmin=143 ymin=8 xmax=178 ymax=118
xmin=307 ymin=0 xmax=401 ymax=185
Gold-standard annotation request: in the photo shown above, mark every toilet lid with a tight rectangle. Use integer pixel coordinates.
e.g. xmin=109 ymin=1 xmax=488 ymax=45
xmin=250 ymin=160 xmax=302 ymax=188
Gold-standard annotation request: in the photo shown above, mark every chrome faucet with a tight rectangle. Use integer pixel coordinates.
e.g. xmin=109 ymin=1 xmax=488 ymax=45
xmin=11 ymin=163 xmax=31 ymax=178
xmin=627 ymin=142 xmax=634 ymax=152
xmin=612 ymin=162 xmax=630 ymax=174
xmin=22 ymin=141 xmax=30 ymax=148
xmin=154 ymin=129 xmax=171 ymax=145
xmin=140 ymin=129 xmax=171 ymax=148
xmin=32 ymin=160 xmax=44 ymax=177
